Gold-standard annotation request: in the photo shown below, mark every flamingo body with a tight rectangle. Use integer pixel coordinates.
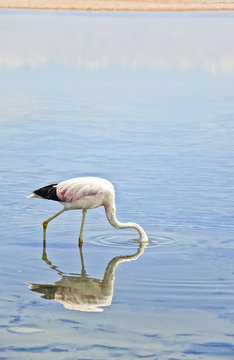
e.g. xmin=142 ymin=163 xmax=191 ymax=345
xmin=56 ymin=177 xmax=114 ymax=210
xmin=28 ymin=177 xmax=148 ymax=243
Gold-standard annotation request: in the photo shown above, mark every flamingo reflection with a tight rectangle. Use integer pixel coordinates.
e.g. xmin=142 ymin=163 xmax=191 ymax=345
xmin=29 ymin=240 xmax=147 ymax=312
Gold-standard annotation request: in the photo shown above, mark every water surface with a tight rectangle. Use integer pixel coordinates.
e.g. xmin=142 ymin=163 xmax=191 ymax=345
xmin=0 ymin=9 xmax=234 ymax=359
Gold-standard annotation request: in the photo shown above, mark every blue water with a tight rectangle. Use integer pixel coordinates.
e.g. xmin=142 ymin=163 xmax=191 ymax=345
xmin=0 ymin=9 xmax=234 ymax=359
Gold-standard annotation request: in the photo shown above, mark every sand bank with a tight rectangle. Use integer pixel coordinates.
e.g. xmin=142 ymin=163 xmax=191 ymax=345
xmin=0 ymin=0 xmax=234 ymax=11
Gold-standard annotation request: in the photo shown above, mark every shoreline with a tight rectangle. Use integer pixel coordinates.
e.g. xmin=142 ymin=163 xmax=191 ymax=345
xmin=0 ymin=0 xmax=234 ymax=12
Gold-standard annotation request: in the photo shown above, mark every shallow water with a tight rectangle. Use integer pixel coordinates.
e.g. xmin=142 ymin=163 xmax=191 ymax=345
xmin=0 ymin=9 xmax=234 ymax=359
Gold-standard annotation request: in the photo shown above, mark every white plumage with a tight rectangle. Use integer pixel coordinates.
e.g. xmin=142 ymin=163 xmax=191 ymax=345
xmin=56 ymin=177 xmax=113 ymax=210
xmin=28 ymin=177 xmax=148 ymax=245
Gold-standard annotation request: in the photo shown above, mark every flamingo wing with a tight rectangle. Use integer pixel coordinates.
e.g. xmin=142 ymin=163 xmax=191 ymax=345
xmin=56 ymin=177 xmax=109 ymax=204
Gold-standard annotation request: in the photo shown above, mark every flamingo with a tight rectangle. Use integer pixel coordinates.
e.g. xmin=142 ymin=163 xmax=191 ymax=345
xmin=27 ymin=177 xmax=148 ymax=246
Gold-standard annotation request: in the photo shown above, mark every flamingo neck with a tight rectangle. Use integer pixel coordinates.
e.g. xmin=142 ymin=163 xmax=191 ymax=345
xmin=104 ymin=204 xmax=148 ymax=242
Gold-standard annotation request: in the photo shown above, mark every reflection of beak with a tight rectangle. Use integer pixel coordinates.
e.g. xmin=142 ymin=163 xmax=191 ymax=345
xmin=27 ymin=193 xmax=41 ymax=199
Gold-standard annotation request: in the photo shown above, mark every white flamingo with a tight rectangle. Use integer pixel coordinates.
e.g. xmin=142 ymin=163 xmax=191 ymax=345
xmin=27 ymin=177 xmax=148 ymax=246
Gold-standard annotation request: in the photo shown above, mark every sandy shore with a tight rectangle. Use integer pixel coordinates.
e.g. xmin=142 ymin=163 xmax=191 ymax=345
xmin=0 ymin=0 xmax=234 ymax=11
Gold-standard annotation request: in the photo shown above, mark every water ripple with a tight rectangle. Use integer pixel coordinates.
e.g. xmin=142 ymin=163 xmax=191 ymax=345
xmin=89 ymin=233 xmax=176 ymax=249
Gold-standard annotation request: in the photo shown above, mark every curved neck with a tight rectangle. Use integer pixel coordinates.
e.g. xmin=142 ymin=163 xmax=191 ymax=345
xmin=104 ymin=204 xmax=148 ymax=242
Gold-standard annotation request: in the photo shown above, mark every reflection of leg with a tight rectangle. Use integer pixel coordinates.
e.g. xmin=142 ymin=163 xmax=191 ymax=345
xmin=42 ymin=237 xmax=64 ymax=277
xmin=43 ymin=209 xmax=65 ymax=243
xmin=79 ymin=209 xmax=87 ymax=247
xmin=79 ymin=244 xmax=87 ymax=276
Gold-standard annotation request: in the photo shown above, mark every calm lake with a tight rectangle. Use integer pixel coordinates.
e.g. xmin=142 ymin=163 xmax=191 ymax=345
xmin=0 ymin=9 xmax=234 ymax=359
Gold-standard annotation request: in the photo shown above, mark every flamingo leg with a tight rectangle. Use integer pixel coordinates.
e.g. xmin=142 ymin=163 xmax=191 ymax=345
xmin=43 ymin=209 xmax=65 ymax=242
xmin=79 ymin=209 xmax=87 ymax=247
